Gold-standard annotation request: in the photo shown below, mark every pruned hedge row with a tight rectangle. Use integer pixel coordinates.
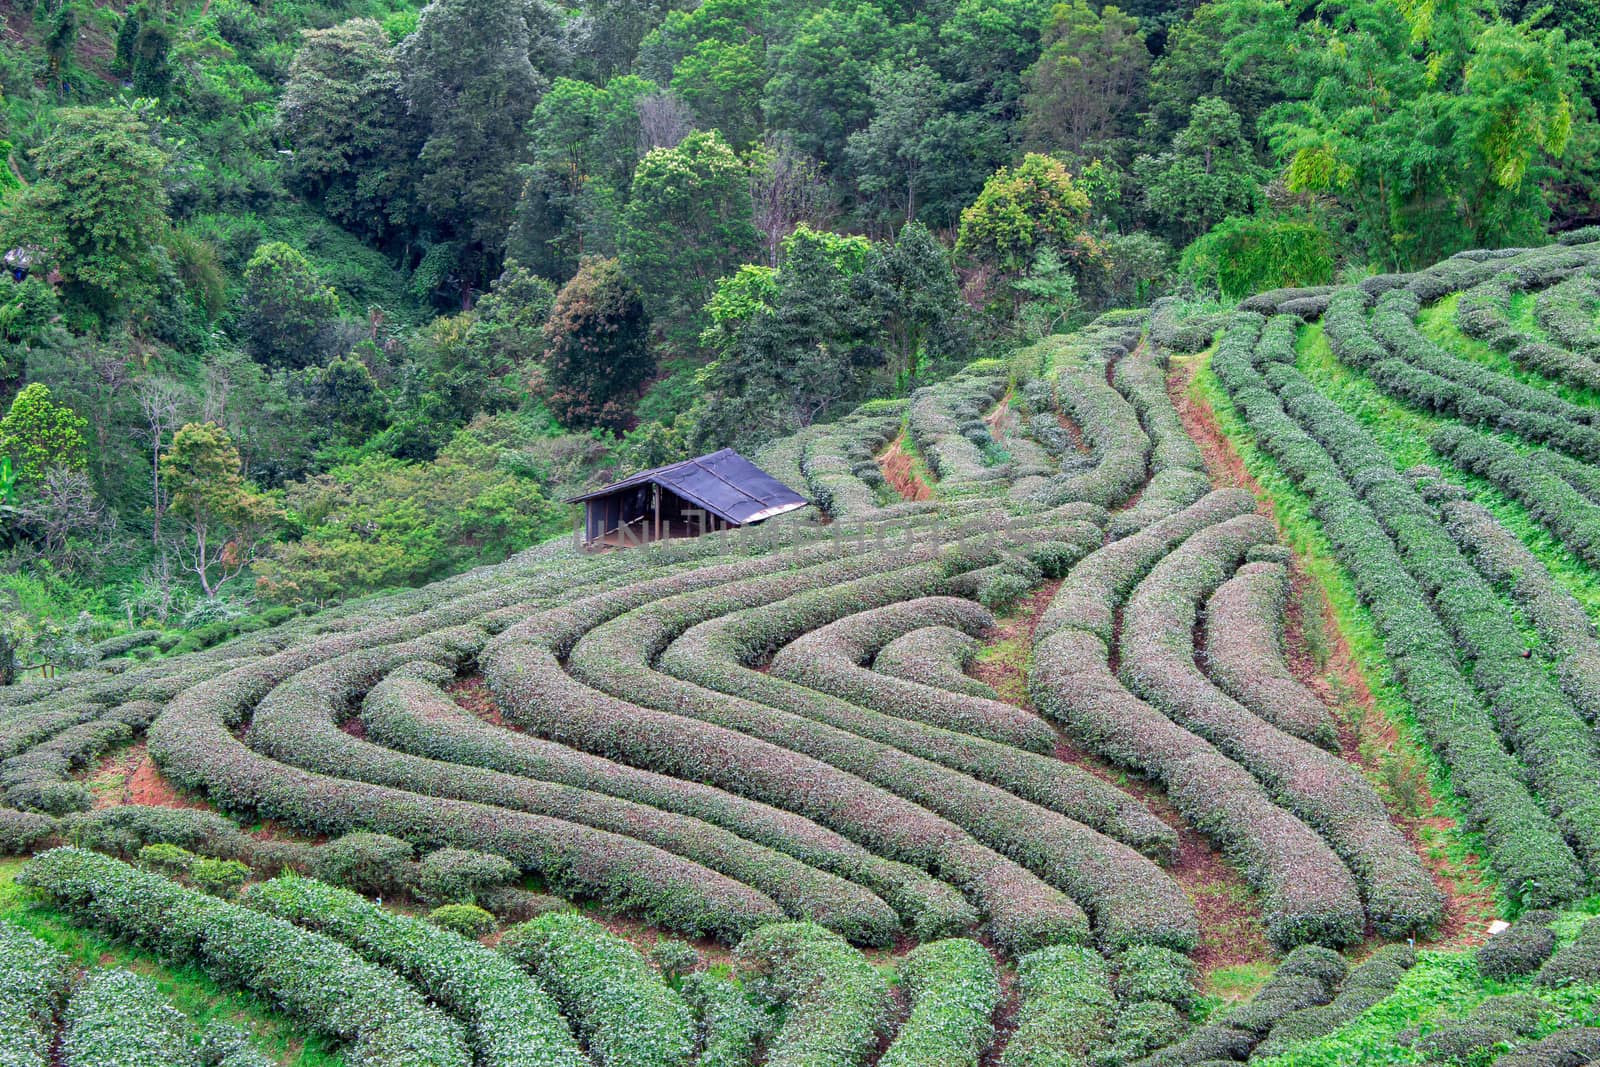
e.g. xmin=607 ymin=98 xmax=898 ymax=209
xmin=1130 ymin=945 xmax=1346 ymax=1067
xmin=1108 ymin=333 xmax=1212 ymax=536
xmin=2 ymin=702 xmax=159 ymax=816
xmin=1120 ymin=512 xmax=1441 ymax=938
xmin=641 ymin=550 xmax=1195 ymax=950
xmin=1 ymin=920 xmax=72 ymax=1067
xmin=1457 ymin=278 xmax=1600 ymax=391
xmin=362 ymin=671 xmax=970 ymax=939
xmin=1037 ymin=488 xmax=1257 ymax=647
xmin=1211 ymin=311 xmax=1586 ymax=906
xmin=243 ymin=874 xmax=587 ymax=1067
xmin=770 ymin=597 xmax=1060 ymax=754
xmin=1269 ymin=349 xmax=1600 ymax=878
xmin=243 ymin=634 xmax=891 ymax=944
xmin=1150 ymin=297 xmax=1226 ymax=353
xmin=1478 ymin=912 xmax=1558 ymax=980
xmin=1001 ymin=944 xmax=1114 ymax=1067
xmin=1202 ymin=561 xmax=1338 ymax=748
xmin=1535 ymin=916 xmax=1600 ymax=988
xmin=802 ymin=403 xmax=906 ymax=518
xmin=21 ymin=848 xmax=473 ymax=1067
xmin=735 ymin=922 xmax=891 ymax=1067
xmin=1324 ymin=287 xmax=1600 ymax=463
xmin=1535 ymin=271 xmax=1600 ymax=356
xmin=681 ymin=972 xmax=771 ymax=1067
xmin=1436 ymin=492 xmax=1600 ymax=724
xmin=1431 ymin=423 xmax=1600 ymax=569
xmin=1252 ymin=943 xmax=1416 ymax=1058
xmin=879 ymin=938 xmax=1000 ymax=1067
xmin=499 ymin=911 xmax=694 ymax=1067
xmin=873 ymin=625 xmax=997 ymax=698
xmin=0 ymin=808 xmax=56 ymax=855
xmin=61 ymin=968 xmax=194 ymax=1067
xmin=486 ymin=525 xmax=1103 ymax=954
xmin=908 ymin=367 xmax=1011 ymax=491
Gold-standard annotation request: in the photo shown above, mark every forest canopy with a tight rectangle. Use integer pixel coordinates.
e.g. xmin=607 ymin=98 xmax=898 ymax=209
xmin=0 ymin=0 xmax=1588 ymax=671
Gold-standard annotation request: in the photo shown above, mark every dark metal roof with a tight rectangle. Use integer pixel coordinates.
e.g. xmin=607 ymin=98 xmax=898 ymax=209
xmin=567 ymin=448 xmax=809 ymax=525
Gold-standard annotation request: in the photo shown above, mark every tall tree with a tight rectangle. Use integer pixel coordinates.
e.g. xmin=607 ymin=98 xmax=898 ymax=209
xmin=1023 ymin=1 xmax=1151 ymax=156
xmin=541 ymin=257 xmax=654 ymax=431
xmin=859 ymin=222 xmax=974 ymax=386
xmin=620 ymin=130 xmax=760 ymax=344
xmin=0 ymin=108 xmax=169 ymax=319
xmin=1246 ymin=0 xmax=1577 ymax=266
xmin=237 ymin=242 xmax=343 ymax=371
xmin=763 ymin=2 xmax=895 ymax=170
xmin=1135 ymin=97 xmax=1265 ymax=244
xmin=956 ymin=154 xmax=1098 ymax=279
xmin=277 ymin=19 xmax=419 ymax=246
xmin=0 ymin=384 xmax=88 ymax=489
xmin=161 ymin=422 xmax=281 ymax=598
xmin=398 ymin=0 xmax=559 ymax=298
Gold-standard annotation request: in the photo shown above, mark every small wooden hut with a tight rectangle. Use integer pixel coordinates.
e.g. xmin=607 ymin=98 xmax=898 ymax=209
xmin=569 ymin=448 xmax=808 ymax=550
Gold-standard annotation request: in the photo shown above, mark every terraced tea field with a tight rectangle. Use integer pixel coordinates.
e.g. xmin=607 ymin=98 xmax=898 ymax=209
xmin=4 ymin=242 xmax=1600 ymax=1065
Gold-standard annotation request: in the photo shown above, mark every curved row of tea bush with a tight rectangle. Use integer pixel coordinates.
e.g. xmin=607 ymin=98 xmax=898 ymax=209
xmin=1202 ymin=561 xmax=1338 ymax=748
xmin=482 ymin=569 xmax=1094 ymax=956
xmin=1109 ymin=335 xmax=1213 ymax=535
xmin=1130 ymin=945 xmax=1347 ymax=1066
xmin=1535 ymin=271 xmax=1600 ymax=356
xmin=21 ymin=848 xmax=473 ymax=1067
xmin=244 ymin=637 xmax=896 ymax=944
xmin=681 ymin=972 xmax=770 ymax=1067
xmin=1251 ymin=943 xmax=1417 ymax=1058
xmin=499 ymin=912 xmax=694 ymax=1067
xmin=801 ymin=402 xmax=907 ymax=518
xmin=149 ymin=624 xmax=786 ymax=942
xmin=1029 ymin=349 xmax=1150 ymax=510
xmin=1212 ymin=312 xmax=1586 ymax=905
xmin=1121 ymin=513 xmax=1442 ymax=936
xmin=0 ymin=920 xmax=72 ymax=1067
xmin=645 ymin=554 xmax=1197 ymax=950
xmin=879 ymin=938 xmax=1000 ymax=1067
xmin=1430 ymin=423 xmax=1600 ymax=569
xmin=243 ymin=874 xmax=587 ymax=1067
xmin=1436 ymin=493 xmax=1600 ymax=724
xmin=1456 ymin=278 xmax=1600 ymax=391
xmin=770 ymin=597 xmax=1058 ymax=753
xmin=1001 ymin=944 xmax=1115 ymax=1067
xmin=872 ymin=624 xmax=997 ymax=697
xmin=735 ymin=922 xmax=891 ymax=1067
xmin=360 ymin=670 xmax=974 ymax=939
xmin=907 ymin=365 xmax=1011 ymax=492
xmin=2 ymin=701 xmax=160 ymax=815
xmin=1269 ymin=349 xmax=1600 ymax=876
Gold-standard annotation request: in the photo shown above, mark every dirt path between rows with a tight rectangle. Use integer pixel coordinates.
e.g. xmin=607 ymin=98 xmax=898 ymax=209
xmin=1170 ymin=357 xmax=1498 ymax=949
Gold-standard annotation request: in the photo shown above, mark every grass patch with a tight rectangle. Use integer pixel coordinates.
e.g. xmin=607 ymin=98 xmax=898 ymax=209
xmin=1251 ymin=900 xmax=1600 ymax=1066
xmin=0 ymin=857 xmax=344 ymax=1066
xmin=1200 ymin=960 xmax=1275 ymax=1014
xmin=1187 ymin=349 xmax=1498 ymax=916
xmin=1417 ymin=293 xmax=1600 ymax=409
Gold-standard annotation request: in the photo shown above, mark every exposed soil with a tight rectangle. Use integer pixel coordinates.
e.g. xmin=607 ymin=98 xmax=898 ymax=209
xmin=449 ymin=674 xmax=507 ymax=726
xmin=89 ymin=743 xmax=213 ymax=811
xmin=878 ymin=434 xmax=934 ymax=502
xmin=973 ymin=578 xmax=1274 ymax=977
xmin=1169 ymin=357 xmax=1497 ymax=949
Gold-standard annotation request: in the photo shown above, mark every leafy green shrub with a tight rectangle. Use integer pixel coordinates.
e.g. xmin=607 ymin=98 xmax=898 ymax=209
xmin=308 ymin=832 xmax=415 ymax=897
xmin=23 ymin=849 xmax=471 ymax=1067
xmin=427 ymin=903 xmax=496 ymax=939
xmin=977 ymin=572 xmax=1031 ymax=611
xmin=64 ymin=805 xmax=251 ymax=860
xmin=1536 ymin=916 xmax=1600 ymax=988
xmin=1113 ymin=945 xmax=1197 ymax=1012
xmin=1477 ymin=915 xmax=1558 ymax=979
xmin=416 ymin=847 xmax=516 ymax=905
xmin=137 ymin=842 xmax=196 ymax=875
xmin=1180 ymin=215 xmax=1334 ymax=300
xmin=735 ymin=922 xmax=890 ymax=1067
xmin=649 ymin=939 xmax=700 ymax=980
xmin=0 ymin=808 xmax=56 ymax=854
xmin=501 ymin=911 xmax=694 ymax=1067
xmin=191 ymin=857 xmax=251 ymax=898
xmin=681 ymin=972 xmax=771 ymax=1067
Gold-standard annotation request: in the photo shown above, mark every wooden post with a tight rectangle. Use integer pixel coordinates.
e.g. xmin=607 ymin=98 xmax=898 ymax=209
xmin=653 ymin=484 xmax=662 ymax=542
